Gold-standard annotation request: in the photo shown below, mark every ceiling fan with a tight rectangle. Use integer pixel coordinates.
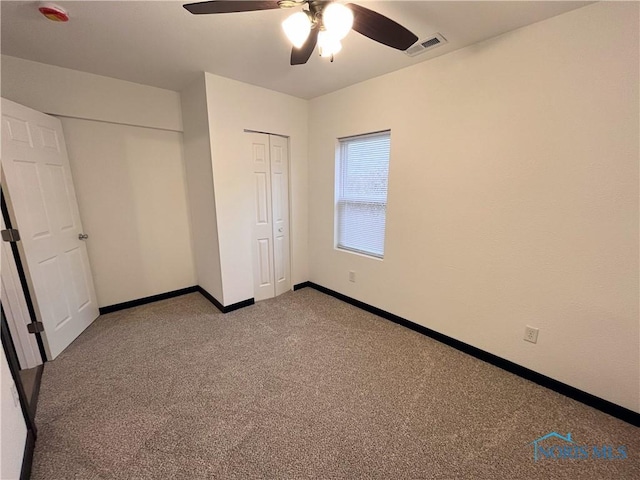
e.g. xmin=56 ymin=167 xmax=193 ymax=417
xmin=183 ymin=1 xmax=418 ymax=65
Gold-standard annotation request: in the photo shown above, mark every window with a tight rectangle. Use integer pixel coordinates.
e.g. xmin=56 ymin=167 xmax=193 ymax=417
xmin=336 ymin=130 xmax=390 ymax=258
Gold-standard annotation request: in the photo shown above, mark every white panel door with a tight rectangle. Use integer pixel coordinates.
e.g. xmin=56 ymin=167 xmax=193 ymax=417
xmin=249 ymin=132 xmax=291 ymax=301
xmin=269 ymin=135 xmax=291 ymax=297
xmin=249 ymin=132 xmax=276 ymax=301
xmin=1 ymin=98 xmax=99 ymax=360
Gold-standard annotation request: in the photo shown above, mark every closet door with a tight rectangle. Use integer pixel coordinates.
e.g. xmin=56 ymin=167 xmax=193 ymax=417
xmin=269 ymin=135 xmax=291 ymax=297
xmin=249 ymin=132 xmax=290 ymax=301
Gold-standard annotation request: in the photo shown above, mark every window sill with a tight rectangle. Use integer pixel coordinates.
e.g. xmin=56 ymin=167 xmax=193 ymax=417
xmin=335 ymin=246 xmax=384 ymax=261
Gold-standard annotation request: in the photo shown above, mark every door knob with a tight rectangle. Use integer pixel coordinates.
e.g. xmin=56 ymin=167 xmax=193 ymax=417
xmin=78 ymin=233 xmax=89 ymax=240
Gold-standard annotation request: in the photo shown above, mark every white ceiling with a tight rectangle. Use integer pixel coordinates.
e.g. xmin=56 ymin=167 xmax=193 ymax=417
xmin=1 ymin=1 xmax=590 ymax=99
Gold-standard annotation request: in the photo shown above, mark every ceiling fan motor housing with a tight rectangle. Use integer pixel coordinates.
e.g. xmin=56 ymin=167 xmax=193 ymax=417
xmin=278 ymin=0 xmax=307 ymax=8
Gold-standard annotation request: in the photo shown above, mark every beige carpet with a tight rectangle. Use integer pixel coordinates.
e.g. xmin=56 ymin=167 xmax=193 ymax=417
xmin=31 ymin=289 xmax=639 ymax=479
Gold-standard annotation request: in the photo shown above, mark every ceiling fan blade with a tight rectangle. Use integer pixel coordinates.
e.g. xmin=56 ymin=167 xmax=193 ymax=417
xmin=291 ymin=27 xmax=318 ymax=65
xmin=347 ymin=3 xmax=418 ymax=51
xmin=183 ymin=1 xmax=281 ymax=15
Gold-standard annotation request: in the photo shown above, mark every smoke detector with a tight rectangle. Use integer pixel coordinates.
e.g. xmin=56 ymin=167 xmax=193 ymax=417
xmin=38 ymin=3 xmax=69 ymax=22
xmin=405 ymin=33 xmax=447 ymax=57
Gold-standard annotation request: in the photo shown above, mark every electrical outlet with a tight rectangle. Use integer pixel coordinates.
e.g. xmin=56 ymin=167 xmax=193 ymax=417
xmin=349 ymin=271 xmax=356 ymax=282
xmin=524 ymin=326 xmax=539 ymax=344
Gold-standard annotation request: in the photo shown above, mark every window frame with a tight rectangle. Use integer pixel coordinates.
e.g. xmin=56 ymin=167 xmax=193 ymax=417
xmin=334 ymin=129 xmax=391 ymax=259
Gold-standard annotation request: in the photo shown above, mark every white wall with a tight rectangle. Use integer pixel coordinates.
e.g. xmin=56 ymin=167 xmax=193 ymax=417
xmin=0 ymin=349 xmax=26 ymax=480
xmin=60 ymin=118 xmax=196 ymax=307
xmin=1 ymin=55 xmax=182 ymax=132
xmin=308 ymin=2 xmax=639 ymax=413
xmin=204 ymin=73 xmax=309 ymax=305
xmin=180 ymin=76 xmax=223 ymax=302
xmin=1 ymin=56 xmax=196 ymax=307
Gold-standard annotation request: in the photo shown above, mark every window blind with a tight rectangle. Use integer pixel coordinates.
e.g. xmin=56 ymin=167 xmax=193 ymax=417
xmin=336 ymin=131 xmax=390 ymax=258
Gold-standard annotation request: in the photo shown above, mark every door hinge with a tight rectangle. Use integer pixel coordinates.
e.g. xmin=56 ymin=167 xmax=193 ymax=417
xmin=27 ymin=322 xmax=45 ymax=334
xmin=1 ymin=228 xmax=21 ymax=242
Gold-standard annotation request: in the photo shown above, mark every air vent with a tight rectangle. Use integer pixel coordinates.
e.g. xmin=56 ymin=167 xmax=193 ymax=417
xmin=405 ymin=33 xmax=447 ymax=57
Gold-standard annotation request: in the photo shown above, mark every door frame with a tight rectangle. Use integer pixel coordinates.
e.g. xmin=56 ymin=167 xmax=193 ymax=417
xmin=1 ymin=304 xmax=39 ymax=480
xmin=1 ymin=187 xmax=47 ymax=363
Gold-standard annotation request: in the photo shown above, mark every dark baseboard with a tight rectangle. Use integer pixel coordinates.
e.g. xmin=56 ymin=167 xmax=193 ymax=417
xmin=224 ymin=298 xmax=255 ymax=313
xmin=20 ymin=428 xmax=36 ymax=480
xmin=28 ymin=364 xmax=44 ymax=419
xmin=99 ymin=286 xmax=198 ymax=314
xmin=196 ymin=286 xmax=224 ymax=312
xmin=293 ymin=281 xmax=310 ymax=291
xmin=300 ymin=282 xmax=640 ymax=427
xmin=98 ymin=285 xmax=254 ymax=316
xmin=196 ymin=286 xmax=254 ymax=314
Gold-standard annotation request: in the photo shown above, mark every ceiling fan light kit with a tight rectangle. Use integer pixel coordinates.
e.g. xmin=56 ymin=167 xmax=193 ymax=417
xmin=321 ymin=3 xmax=353 ymax=40
xmin=282 ymin=11 xmax=312 ymax=48
xmin=283 ymin=2 xmax=352 ymax=55
xmin=183 ymin=0 xmax=418 ymax=65
xmin=317 ymin=30 xmax=342 ymax=58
